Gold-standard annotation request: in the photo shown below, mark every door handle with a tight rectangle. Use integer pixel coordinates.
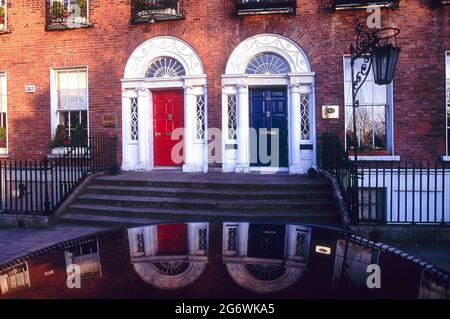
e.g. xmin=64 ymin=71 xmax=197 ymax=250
xmin=167 ymin=114 xmax=173 ymax=121
xmin=155 ymin=132 xmax=162 ymax=137
xmin=266 ymin=111 xmax=271 ymax=118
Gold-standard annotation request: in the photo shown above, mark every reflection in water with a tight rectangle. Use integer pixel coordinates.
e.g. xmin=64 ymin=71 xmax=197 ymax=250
xmin=0 ymin=221 xmax=448 ymax=299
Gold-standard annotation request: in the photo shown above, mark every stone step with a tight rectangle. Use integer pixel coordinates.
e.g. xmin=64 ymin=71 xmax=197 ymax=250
xmin=73 ymin=193 xmax=337 ymax=212
xmin=62 ymin=204 xmax=339 ymax=226
xmin=59 ymin=213 xmax=165 ymax=228
xmin=91 ymin=177 xmax=331 ymax=192
xmin=85 ymin=185 xmax=334 ymax=201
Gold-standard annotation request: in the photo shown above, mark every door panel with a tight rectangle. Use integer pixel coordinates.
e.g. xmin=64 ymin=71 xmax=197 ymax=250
xmin=249 ymin=88 xmax=288 ymax=167
xmin=247 ymin=224 xmax=286 ymax=260
xmin=153 ymin=90 xmax=184 ymax=166
xmin=156 ymin=224 xmax=188 ymax=255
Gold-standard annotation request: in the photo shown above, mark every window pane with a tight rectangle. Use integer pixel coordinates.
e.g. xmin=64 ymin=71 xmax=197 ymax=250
xmin=78 ymin=71 xmax=87 ymax=89
xmin=373 ymin=105 xmax=387 ymax=149
xmin=58 ymin=90 xmax=68 ymax=109
xmin=71 ymin=111 xmax=80 ymax=127
xmin=79 ymin=89 xmax=87 ymax=109
xmin=67 ymin=71 xmax=79 ymax=89
xmin=58 ymin=71 xmax=68 ymax=90
xmin=68 ymin=90 xmax=79 ymax=109
xmin=80 ymin=110 xmax=88 ymax=128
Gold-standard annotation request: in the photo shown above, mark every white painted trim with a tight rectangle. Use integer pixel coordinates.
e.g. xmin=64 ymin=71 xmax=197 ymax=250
xmin=342 ymin=55 xmax=395 ymax=154
xmin=49 ymin=66 xmax=90 ymax=140
xmin=222 ymin=34 xmax=315 ymax=174
xmin=225 ymin=34 xmax=311 ymax=74
xmin=122 ymin=36 xmax=208 ymax=172
xmin=441 ymin=156 xmax=450 ymax=162
xmin=445 ymin=51 xmax=449 ymax=156
xmin=0 ymin=71 xmax=8 ymax=154
xmin=348 ymin=155 xmax=400 ymax=161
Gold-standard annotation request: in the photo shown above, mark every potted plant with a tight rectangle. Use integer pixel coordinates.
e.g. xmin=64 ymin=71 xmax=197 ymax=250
xmin=51 ymin=1 xmax=64 ymax=19
xmin=0 ymin=6 xmax=5 ymax=28
xmin=51 ymin=124 xmax=69 ymax=149
xmin=0 ymin=126 xmax=6 ymax=148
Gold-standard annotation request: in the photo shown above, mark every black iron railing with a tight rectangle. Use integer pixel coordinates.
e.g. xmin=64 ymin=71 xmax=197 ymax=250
xmin=45 ymin=0 xmax=89 ymax=30
xmin=320 ymin=133 xmax=450 ymax=225
xmin=236 ymin=0 xmax=296 ymax=15
xmin=0 ymin=133 xmax=118 ymax=215
xmin=131 ymin=0 xmax=181 ymax=24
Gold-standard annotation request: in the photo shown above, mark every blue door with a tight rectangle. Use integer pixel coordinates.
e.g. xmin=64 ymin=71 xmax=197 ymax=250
xmin=249 ymin=88 xmax=288 ymax=167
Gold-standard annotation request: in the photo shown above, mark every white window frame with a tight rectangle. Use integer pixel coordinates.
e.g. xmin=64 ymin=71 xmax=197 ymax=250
xmin=445 ymin=52 xmax=450 ymax=158
xmin=0 ymin=262 xmax=31 ymax=295
xmin=0 ymin=0 xmax=7 ymax=31
xmin=50 ymin=66 xmax=89 ymax=152
xmin=343 ymin=55 xmax=395 ymax=159
xmin=64 ymin=238 xmax=102 ymax=279
xmin=48 ymin=0 xmax=90 ymax=28
xmin=0 ymin=71 xmax=7 ymax=154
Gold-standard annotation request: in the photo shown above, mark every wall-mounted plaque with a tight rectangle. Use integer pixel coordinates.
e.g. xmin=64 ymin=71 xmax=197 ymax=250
xmin=322 ymin=105 xmax=339 ymax=119
xmin=102 ymin=114 xmax=117 ymax=128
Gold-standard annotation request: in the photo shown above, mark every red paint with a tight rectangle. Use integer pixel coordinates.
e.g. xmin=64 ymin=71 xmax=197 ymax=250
xmin=153 ymin=90 xmax=184 ymax=166
xmin=156 ymin=223 xmax=188 ymax=255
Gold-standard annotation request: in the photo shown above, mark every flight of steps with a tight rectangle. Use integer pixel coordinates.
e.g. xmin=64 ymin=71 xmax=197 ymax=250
xmin=59 ymin=172 xmax=340 ymax=227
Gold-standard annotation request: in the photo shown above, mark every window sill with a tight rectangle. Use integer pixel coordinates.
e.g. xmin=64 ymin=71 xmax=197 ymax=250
xmin=441 ymin=156 xmax=450 ymax=162
xmin=46 ymin=23 xmax=93 ymax=32
xmin=348 ymin=155 xmax=400 ymax=161
xmin=50 ymin=147 xmax=88 ymax=156
xmin=0 ymin=29 xmax=11 ymax=35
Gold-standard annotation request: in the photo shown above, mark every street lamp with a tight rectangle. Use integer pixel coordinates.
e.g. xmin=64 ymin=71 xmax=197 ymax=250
xmin=349 ymin=23 xmax=400 ymax=223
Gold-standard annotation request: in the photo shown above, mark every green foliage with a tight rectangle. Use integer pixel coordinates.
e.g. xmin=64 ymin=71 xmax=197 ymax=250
xmin=51 ymin=124 xmax=68 ymax=148
xmin=51 ymin=1 xmax=64 ymax=18
xmin=0 ymin=126 xmax=6 ymax=148
xmin=71 ymin=123 xmax=87 ymax=146
xmin=0 ymin=7 xmax=5 ymax=24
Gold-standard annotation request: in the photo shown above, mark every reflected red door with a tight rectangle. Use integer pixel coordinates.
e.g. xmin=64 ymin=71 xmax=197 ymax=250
xmin=153 ymin=90 xmax=184 ymax=166
xmin=156 ymin=224 xmax=188 ymax=255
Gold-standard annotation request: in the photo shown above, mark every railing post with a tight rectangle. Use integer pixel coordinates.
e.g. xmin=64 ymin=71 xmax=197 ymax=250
xmin=43 ymin=158 xmax=51 ymax=214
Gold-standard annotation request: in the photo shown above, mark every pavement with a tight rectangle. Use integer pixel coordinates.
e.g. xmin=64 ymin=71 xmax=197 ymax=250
xmin=0 ymin=225 xmax=110 ymax=265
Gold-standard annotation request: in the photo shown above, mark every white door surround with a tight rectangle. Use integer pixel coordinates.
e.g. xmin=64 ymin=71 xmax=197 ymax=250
xmin=121 ymin=36 xmax=208 ymax=172
xmin=222 ymin=34 xmax=317 ymax=174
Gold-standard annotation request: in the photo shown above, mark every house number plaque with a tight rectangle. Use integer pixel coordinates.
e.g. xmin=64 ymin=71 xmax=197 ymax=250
xmin=102 ymin=114 xmax=117 ymax=128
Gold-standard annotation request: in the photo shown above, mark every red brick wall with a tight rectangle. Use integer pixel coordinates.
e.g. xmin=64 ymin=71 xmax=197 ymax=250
xmin=0 ymin=0 xmax=448 ymax=163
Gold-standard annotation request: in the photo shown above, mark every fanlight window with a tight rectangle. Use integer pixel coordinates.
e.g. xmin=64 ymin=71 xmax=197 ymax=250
xmin=246 ymin=53 xmax=291 ymax=75
xmin=146 ymin=57 xmax=186 ymax=78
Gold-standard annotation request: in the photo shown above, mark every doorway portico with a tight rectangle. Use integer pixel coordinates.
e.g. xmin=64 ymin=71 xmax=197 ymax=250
xmin=121 ymin=36 xmax=208 ymax=173
xmin=222 ymin=34 xmax=316 ymax=174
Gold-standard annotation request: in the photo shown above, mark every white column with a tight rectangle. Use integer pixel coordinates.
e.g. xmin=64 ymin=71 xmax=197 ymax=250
xmin=121 ymin=90 xmax=134 ymax=171
xmin=236 ymin=85 xmax=250 ymax=173
xmin=136 ymin=88 xmax=150 ymax=170
xmin=289 ymin=84 xmax=302 ymax=174
xmin=183 ymin=86 xmax=196 ymax=172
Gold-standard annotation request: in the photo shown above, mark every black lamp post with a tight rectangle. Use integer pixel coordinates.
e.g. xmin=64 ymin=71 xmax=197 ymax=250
xmin=349 ymin=23 xmax=400 ymax=223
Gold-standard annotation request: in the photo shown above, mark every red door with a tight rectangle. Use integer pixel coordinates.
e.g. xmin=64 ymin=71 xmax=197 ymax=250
xmin=153 ymin=90 xmax=184 ymax=166
xmin=157 ymin=224 xmax=188 ymax=255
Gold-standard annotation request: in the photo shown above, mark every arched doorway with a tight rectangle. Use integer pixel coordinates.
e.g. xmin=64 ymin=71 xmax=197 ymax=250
xmin=222 ymin=34 xmax=316 ymax=174
xmin=122 ymin=36 xmax=208 ymax=172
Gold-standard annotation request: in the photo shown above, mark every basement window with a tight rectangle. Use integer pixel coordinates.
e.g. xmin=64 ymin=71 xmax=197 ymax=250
xmin=46 ymin=0 xmax=90 ymax=30
xmin=358 ymin=187 xmax=386 ymax=223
